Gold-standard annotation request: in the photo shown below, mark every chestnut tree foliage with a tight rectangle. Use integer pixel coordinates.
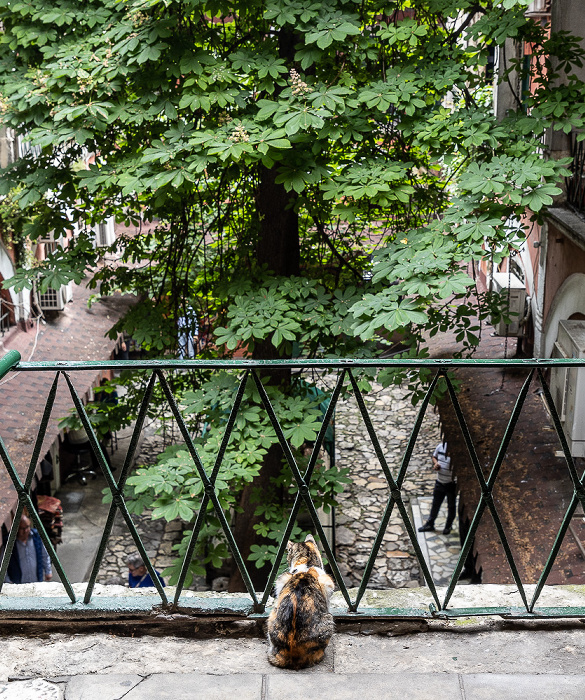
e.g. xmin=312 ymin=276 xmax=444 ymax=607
xmin=1 ymin=0 xmax=584 ymax=588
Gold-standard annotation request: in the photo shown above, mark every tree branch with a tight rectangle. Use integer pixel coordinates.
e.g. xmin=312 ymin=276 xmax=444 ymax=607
xmin=313 ymin=218 xmax=363 ymax=281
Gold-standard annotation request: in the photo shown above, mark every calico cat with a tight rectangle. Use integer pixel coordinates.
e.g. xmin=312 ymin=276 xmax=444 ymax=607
xmin=267 ymin=534 xmax=335 ymax=670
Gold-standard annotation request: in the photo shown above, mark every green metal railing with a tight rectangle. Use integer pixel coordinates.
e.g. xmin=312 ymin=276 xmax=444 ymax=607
xmin=1 ymin=349 xmax=585 ymax=620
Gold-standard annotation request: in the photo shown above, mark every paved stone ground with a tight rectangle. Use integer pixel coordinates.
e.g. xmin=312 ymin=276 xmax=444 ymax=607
xmin=91 ymin=380 xmax=462 ymax=591
xmin=93 ymin=427 xmax=190 ymax=588
xmin=4 ymin=672 xmax=585 ymax=700
xmin=417 ymin=495 xmax=464 ymax=585
xmin=333 ymin=380 xmax=460 ymax=589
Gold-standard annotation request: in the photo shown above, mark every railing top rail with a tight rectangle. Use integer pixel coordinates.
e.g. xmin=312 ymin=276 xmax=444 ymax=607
xmin=7 ymin=357 xmax=585 ymax=371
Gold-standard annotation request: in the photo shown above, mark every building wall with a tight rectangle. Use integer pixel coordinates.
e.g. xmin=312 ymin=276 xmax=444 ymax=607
xmin=551 ymin=0 xmax=585 ymax=86
xmin=535 ymin=0 xmax=585 ymax=356
xmin=546 ymin=1 xmax=585 ymax=161
xmin=544 ymin=221 xmax=585 ymax=321
xmin=493 ymin=0 xmax=585 ymax=358
xmin=531 ymin=206 xmax=585 ymax=357
xmin=0 ymin=127 xmax=18 ymax=170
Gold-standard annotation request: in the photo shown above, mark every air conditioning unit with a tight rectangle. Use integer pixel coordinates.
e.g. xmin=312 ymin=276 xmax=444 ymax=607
xmin=37 ymin=282 xmax=73 ymax=311
xmin=62 ymin=281 xmax=73 ymax=304
xmin=549 ymin=320 xmax=585 ymax=458
xmin=491 ymin=272 xmax=526 ymax=337
xmin=526 ymin=0 xmax=549 ymax=14
xmin=93 ymin=218 xmax=116 ymax=248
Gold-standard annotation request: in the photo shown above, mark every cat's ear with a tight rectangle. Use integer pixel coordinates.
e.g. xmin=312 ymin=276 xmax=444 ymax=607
xmin=286 ymin=541 xmax=293 ymax=551
xmin=304 ymin=534 xmax=316 ymax=544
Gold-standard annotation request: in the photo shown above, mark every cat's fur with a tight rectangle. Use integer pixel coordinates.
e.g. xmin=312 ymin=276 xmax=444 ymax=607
xmin=266 ymin=534 xmax=335 ymax=670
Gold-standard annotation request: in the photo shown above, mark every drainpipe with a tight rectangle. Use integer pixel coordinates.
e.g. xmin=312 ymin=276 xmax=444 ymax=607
xmin=533 ymin=219 xmax=548 ymax=358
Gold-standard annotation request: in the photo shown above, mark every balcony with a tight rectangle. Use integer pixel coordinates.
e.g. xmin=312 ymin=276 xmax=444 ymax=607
xmin=2 ymin=350 xmax=585 ymax=696
xmin=1 ymin=350 xmax=585 ymax=620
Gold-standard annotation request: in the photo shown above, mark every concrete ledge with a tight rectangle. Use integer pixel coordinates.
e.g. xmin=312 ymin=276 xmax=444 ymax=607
xmin=1 ymin=584 xmax=585 ymax=638
xmin=5 ymin=630 xmax=585 ymax=687
xmin=4 ymin=581 xmax=585 ymax=609
xmin=547 ymin=206 xmax=585 ymax=251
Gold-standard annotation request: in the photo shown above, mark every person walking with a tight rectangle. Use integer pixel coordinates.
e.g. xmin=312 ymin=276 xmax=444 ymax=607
xmin=418 ymin=441 xmax=456 ymax=535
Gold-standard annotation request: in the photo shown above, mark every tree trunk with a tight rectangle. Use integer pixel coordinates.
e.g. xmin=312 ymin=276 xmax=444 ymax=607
xmin=255 ymin=166 xmax=300 ymax=277
xmin=228 ymin=165 xmax=299 ymax=593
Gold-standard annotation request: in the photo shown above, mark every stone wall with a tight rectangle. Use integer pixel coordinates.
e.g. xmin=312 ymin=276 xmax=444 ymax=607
xmin=333 ymin=381 xmax=441 ymax=589
xmin=95 ymin=380 xmax=443 ymax=592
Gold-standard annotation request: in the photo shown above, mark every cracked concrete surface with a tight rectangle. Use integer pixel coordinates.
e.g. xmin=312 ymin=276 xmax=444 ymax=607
xmin=4 ymin=629 xmax=585 ymax=698
xmin=62 ymin=674 xmax=145 ymax=699
xmin=3 ymin=626 xmax=585 ymax=675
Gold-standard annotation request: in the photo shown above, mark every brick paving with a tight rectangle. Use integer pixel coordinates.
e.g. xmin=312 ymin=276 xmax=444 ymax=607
xmin=0 ymin=274 xmax=135 ymax=529
xmin=429 ymin=326 xmax=585 ymax=585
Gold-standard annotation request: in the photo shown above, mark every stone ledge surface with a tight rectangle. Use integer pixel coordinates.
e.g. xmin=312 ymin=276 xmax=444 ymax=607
xmin=3 ymin=582 xmax=585 ymax=609
xmin=3 ymin=626 xmax=585 ymax=682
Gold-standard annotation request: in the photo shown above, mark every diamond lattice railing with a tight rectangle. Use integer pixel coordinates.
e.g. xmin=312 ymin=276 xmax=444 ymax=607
xmin=1 ymin=350 xmax=585 ymax=619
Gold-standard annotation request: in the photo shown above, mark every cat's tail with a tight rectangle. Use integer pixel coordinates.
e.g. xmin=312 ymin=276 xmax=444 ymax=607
xmin=268 ymin=644 xmax=325 ymax=670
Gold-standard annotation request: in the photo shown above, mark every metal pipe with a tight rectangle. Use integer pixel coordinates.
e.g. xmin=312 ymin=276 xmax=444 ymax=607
xmin=0 ymin=350 xmax=20 ymax=382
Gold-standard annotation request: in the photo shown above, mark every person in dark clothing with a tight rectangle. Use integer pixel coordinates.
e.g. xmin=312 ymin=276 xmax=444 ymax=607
xmin=418 ymin=441 xmax=457 ymax=535
xmin=126 ymin=552 xmax=165 ymax=588
xmin=4 ymin=515 xmax=52 ymax=583
xmin=96 ymin=377 xmax=119 ymax=407
xmin=115 ymin=340 xmax=130 ymax=360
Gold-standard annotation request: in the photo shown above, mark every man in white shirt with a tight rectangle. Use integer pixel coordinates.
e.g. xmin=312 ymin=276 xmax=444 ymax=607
xmin=418 ymin=442 xmax=457 ymax=535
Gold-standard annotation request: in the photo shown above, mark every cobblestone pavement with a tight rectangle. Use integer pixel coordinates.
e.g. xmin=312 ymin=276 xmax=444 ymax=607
xmin=417 ymin=495 xmax=463 ymax=585
xmin=95 ymin=428 xmax=187 ymax=588
xmin=95 ymin=512 xmax=183 ymax=587
xmin=333 ymin=380 xmax=461 ymax=589
xmin=95 ymin=382 xmax=461 ymax=591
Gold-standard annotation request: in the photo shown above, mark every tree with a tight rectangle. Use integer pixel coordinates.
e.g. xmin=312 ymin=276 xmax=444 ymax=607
xmin=1 ymin=0 xmax=583 ymax=589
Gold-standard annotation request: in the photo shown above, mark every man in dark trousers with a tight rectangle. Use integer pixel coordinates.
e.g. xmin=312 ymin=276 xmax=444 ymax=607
xmin=418 ymin=441 xmax=457 ymax=535
xmin=4 ymin=514 xmax=52 ymax=583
